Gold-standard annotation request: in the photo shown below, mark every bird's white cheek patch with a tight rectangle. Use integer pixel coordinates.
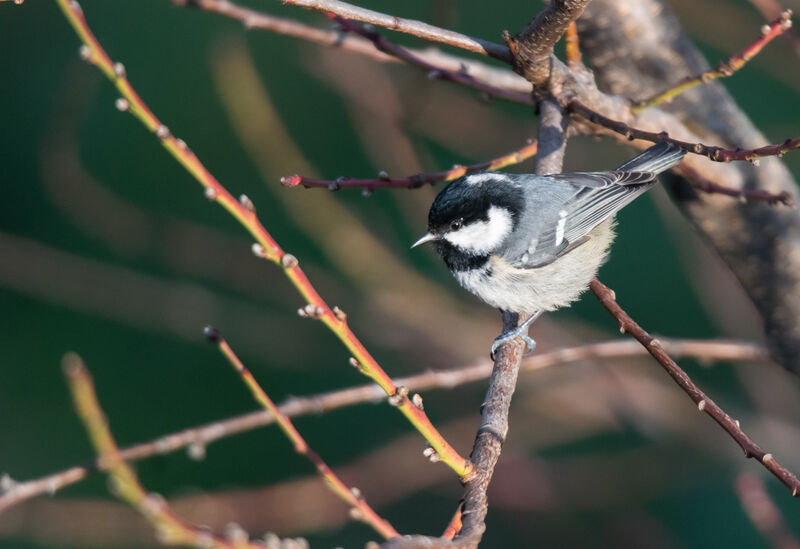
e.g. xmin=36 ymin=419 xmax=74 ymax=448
xmin=445 ymin=205 xmax=513 ymax=254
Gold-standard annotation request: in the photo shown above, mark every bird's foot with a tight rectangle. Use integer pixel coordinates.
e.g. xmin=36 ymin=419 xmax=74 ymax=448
xmin=490 ymin=328 xmax=537 ymax=360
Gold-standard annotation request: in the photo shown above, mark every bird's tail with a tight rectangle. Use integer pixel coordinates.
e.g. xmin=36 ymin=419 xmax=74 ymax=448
xmin=615 ymin=142 xmax=686 ymax=173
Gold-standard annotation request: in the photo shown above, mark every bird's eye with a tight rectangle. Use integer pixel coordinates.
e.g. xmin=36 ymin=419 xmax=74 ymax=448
xmin=450 ymin=219 xmax=463 ymax=231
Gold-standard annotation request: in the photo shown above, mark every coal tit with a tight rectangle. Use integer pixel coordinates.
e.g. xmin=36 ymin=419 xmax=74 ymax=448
xmin=412 ymin=142 xmax=686 ymax=356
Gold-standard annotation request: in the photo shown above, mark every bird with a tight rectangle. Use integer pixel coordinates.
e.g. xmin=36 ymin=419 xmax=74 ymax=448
xmin=412 ymin=142 xmax=686 ymax=358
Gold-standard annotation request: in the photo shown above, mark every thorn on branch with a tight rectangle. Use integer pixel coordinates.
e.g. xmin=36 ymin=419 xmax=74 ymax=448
xmin=114 ymin=98 xmax=129 ymax=111
xmin=280 ymin=253 xmax=298 ymax=269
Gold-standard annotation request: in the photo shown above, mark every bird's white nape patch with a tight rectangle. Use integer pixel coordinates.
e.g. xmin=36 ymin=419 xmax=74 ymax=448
xmin=444 ymin=205 xmax=513 ymax=254
xmin=555 ymin=210 xmax=567 ymax=246
xmin=464 ymin=173 xmax=510 ymax=186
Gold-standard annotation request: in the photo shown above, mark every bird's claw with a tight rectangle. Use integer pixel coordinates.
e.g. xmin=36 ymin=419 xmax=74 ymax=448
xmin=490 ymin=330 xmax=537 ymax=360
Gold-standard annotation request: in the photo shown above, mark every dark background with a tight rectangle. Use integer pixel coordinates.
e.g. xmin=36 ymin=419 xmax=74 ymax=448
xmin=1 ymin=0 xmax=799 ymax=547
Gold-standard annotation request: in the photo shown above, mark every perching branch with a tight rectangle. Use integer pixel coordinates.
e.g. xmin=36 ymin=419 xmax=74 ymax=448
xmin=282 ymin=140 xmax=537 ymax=191
xmin=456 ymin=97 xmax=571 ymax=548
xmin=63 ymin=353 xmax=287 ymax=549
xmin=55 ymin=0 xmax=471 ymax=478
xmin=205 ymin=326 xmax=399 ymax=540
xmin=568 ymin=100 xmax=800 ymax=163
xmin=633 ymin=10 xmax=793 ymax=112
xmin=590 ymin=278 xmax=800 ymax=497
xmin=0 ymin=338 xmax=764 ymax=516
xmin=275 ymin=0 xmax=512 ymax=61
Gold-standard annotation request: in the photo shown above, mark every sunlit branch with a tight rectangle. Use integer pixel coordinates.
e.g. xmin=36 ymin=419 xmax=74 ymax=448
xmin=54 ymin=0 xmax=471 ymax=478
xmin=206 ymin=326 xmax=399 ymax=540
xmin=633 ymin=11 xmax=793 ymax=112
xmin=63 ymin=353 xmax=282 ymax=549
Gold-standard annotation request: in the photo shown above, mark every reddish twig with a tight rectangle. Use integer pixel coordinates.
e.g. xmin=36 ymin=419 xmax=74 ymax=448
xmin=633 ymin=11 xmax=793 ymax=112
xmin=55 ymin=0 xmax=471 ymax=478
xmin=277 ymin=0 xmax=512 ymax=61
xmin=678 ymin=164 xmax=794 ymax=206
xmin=564 ymin=21 xmax=582 ymax=67
xmin=282 ymin=140 xmax=538 ymax=191
xmin=590 ymin=278 xmax=800 ymax=497
xmin=206 ymin=327 xmax=399 ymax=540
xmin=63 ymin=353 xmax=277 ymax=549
xmin=747 ymin=0 xmax=800 ymax=57
xmin=441 ymin=506 xmax=463 ymax=540
xmin=332 ymin=17 xmax=532 ymax=105
xmin=0 ymin=338 xmax=765 ymax=516
xmin=568 ymin=100 xmax=800 ymax=163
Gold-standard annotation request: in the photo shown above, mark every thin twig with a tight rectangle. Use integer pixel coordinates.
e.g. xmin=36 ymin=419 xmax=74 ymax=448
xmin=747 ymin=0 xmax=800 ymax=57
xmin=62 ymin=353 xmax=279 ymax=549
xmin=633 ymin=10 xmax=793 ymax=112
xmin=568 ymin=100 xmax=800 ymax=163
xmin=0 ymin=338 xmax=764 ymax=515
xmin=332 ymin=17 xmax=533 ymax=105
xmin=564 ymin=21 xmax=582 ymax=67
xmin=441 ymin=507 xmax=463 ymax=540
xmin=589 ymin=278 xmax=800 ymax=497
xmin=206 ymin=326 xmax=399 ymax=540
xmin=678 ymin=164 xmax=794 ymax=206
xmin=54 ymin=0 xmax=471 ymax=478
xmin=277 ymin=0 xmax=512 ymax=61
xmin=173 ymin=0 xmax=532 ymax=94
xmin=282 ymin=140 xmax=538 ymax=191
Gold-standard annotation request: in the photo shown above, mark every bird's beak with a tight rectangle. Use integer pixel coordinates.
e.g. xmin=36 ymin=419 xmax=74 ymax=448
xmin=411 ymin=232 xmax=438 ymax=248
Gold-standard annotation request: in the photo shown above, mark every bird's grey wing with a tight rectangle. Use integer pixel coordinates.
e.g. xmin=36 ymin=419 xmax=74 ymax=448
xmin=507 ymin=170 xmax=656 ymax=268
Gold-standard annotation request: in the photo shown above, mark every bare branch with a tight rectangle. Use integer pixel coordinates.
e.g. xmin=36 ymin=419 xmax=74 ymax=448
xmin=678 ymin=164 xmax=794 ymax=206
xmin=0 ymin=338 xmax=762 ymax=515
xmin=55 ymin=0 xmax=470 ymax=478
xmin=282 ymin=140 xmax=537 ymax=191
xmin=564 ymin=21 xmax=582 ymax=67
xmin=633 ymin=10 xmax=793 ymax=112
xmin=506 ymin=0 xmax=591 ymax=86
xmin=568 ymin=100 xmax=800 ymax=163
xmin=207 ymin=327 xmax=399 ymax=540
xmin=332 ymin=17 xmax=532 ymax=105
xmin=590 ymin=278 xmax=800 ymax=497
xmin=457 ymin=312 xmax=530 ymax=547
xmin=62 ymin=353 xmax=284 ymax=549
xmin=174 ymin=0 xmax=532 ymax=94
xmin=276 ymin=0 xmax=512 ymax=61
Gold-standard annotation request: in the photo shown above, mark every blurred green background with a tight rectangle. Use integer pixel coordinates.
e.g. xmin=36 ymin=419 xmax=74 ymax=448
xmin=1 ymin=0 xmax=800 ymax=547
